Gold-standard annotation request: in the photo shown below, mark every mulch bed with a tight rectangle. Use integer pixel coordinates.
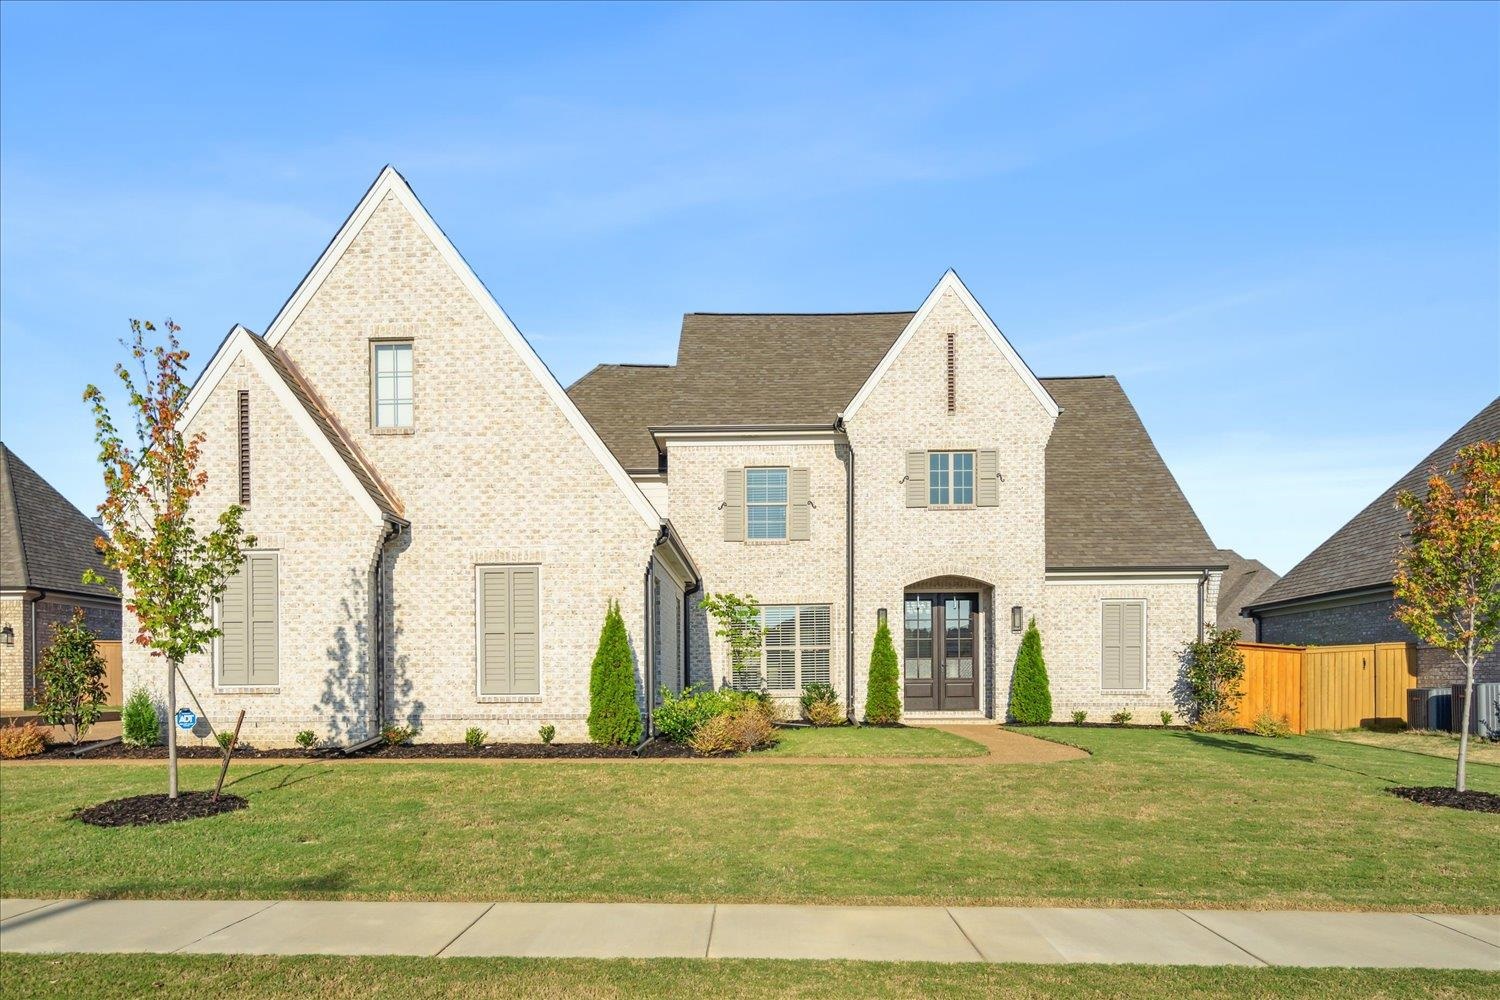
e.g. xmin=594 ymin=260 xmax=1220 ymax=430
xmin=73 ymin=791 xmax=249 ymax=827
xmin=352 ymin=738 xmax=707 ymax=759
xmin=1389 ymin=786 xmax=1500 ymax=813
xmin=36 ymin=743 xmax=324 ymax=761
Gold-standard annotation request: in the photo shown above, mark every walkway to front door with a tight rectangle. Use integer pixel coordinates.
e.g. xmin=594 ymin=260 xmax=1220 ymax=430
xmin=902 ymin=592 xmax=979 ymax=711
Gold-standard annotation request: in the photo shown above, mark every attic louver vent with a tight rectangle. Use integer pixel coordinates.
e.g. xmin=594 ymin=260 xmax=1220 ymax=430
xmin=946 ymin=329 xmax=956 ymax=413
xmin=238 ymin=390 xmax=251 ymax=506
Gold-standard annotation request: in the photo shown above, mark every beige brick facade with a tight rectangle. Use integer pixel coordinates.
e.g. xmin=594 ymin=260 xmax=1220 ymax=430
xmin=2 ymin=593 xmax=120 ymax=711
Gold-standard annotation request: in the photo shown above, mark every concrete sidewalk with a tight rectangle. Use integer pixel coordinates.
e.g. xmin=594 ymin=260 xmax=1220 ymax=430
xmin=1 ymin=898 xmax=1495 ymax=968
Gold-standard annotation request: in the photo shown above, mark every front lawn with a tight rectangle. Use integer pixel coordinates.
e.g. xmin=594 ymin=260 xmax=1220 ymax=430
xmin=3 ymin=954 xmax=1492 ymax=1000
xmin=2 ymin=727 xmax=1495 ymax=910
xmin=1312 ymin=727 xmax=1500 ymax=766
xmin=759 ymin=725 xmax=987 ymax=757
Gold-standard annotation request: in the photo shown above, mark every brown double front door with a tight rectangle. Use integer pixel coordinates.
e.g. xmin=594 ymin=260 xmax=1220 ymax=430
xmin=902 ymin=593 xmax=979 ymax=712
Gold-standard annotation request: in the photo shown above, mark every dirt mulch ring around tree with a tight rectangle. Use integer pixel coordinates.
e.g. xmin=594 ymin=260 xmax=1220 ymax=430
xmin=73 ymin=791 xmax=249 ymax=827
xmin=1388 ymin=786 xmax=1500 ymax=813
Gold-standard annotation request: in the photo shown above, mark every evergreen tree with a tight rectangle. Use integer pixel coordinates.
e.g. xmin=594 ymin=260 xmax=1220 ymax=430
xmin=1007 ymin=617 xmax=1053 ymax=724
xmin=864 ymin=618 xmax=902 ymax=725
xmin=121 ymin=688 xmax=161 ymax=747
xmin=587 ymin=600 xmax=642 ymax=746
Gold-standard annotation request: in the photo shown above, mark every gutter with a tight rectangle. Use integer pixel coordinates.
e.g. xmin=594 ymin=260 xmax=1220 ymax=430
xmin=372 ymin=517 xmax=406 ymax=738
xmin=834 ymin=416 xmax=856 ymax=724
xmin=1197 ymin=570 xmax=1207 ymax=641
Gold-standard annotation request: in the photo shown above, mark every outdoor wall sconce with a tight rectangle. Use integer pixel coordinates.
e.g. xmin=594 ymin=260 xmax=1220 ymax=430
xmin=877 ymin=608 xmax=887 ymax=625
xmin=1011 ymin=606 xmax=1023 ymax=632
xmin=0 ymin=624 xmax=13 ymax=646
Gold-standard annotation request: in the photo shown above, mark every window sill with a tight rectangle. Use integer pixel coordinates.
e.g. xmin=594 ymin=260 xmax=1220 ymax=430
xmin=743 ymin=538 xmax=792 ymax=545
xmin=372 ymin=426 xmax=416 ymax=436
xmin=477 ymin=694 xmax=544 ymax=704
xmin=213 ymin=686 xmax=280 ymax=695
xmin=926 ymin=504 xmax=977 ymax=511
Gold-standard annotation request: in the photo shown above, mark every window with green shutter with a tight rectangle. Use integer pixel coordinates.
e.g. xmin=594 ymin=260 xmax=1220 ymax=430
xmin=1101 ymin=600 xmax=1146 ymax=691
xmin=478 ymin=565 xmax=541 ymax=696
xmin=218 ymin=552 xmax=278 ymax=686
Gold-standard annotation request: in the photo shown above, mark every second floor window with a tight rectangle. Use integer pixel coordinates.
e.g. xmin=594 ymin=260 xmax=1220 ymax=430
xmin=745 ymin=467 xmax=788 ymax=539
xmin=372 ymin=341 xmax=413 ymax=428
xmin=929 ymin=451 xmax=974 ymax=506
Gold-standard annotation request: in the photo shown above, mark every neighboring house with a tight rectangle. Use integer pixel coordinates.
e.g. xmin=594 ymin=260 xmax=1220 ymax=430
xmin=0 ymin=443 xmax=121 ymax=710
xmin=1245 ymin=396 xmax=1500 ymax=686
xmin=123 ymin=166 xmax=1225 ymax=745
xmin=1213 ymin=549 xmax=1279 ymax=639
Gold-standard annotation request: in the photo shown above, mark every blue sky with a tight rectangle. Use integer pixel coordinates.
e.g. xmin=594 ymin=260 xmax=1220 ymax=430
xmin=2 ymin=2 xmax=1496 ymax=573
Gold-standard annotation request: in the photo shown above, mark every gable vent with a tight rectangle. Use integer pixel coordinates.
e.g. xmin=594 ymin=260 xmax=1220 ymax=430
xmin=238 ymin=390 xmax=251 ymax=506
xmin=946 ymin=328 xmax=956 ymax=413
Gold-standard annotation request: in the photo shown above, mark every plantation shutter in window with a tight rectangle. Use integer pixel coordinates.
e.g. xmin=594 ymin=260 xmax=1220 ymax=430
xmin=788 ymin=468 xmax=811 ymax=540
xmin=905 ymin=451 xmax=928 ymax=508
xmin=976 ymin=449 xmax=1000 ymax=507
xmin=219 ymin=560 xmax=250 ymax=685
xmin=1121 ymin=602 xmax=1144 ymax=690
xmin=723 ymin=468 xmax=745 ymax=541
xmin=248 ymin=554 xmax=279 ymax=685
xmin=480 ymin=568 xmax=511 ymax=695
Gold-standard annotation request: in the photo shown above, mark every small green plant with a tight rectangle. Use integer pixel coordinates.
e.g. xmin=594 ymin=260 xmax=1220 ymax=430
xmin=864 ymin=618 xmax=902 ymax=725
xmin=656 ymin=685 xmax=762 ymax=742
xmin=1251 ymin=711 xmax=1293 ymax=738
xmin=215 ymin=730 xmax=236 ymax=751
xmin=800 ymin=682 xmax=843 ymax=726
xmin=465 ymin=726 xmax=487 ymax=749
xmin=35 ymin=610 xmax=108 ymax=745
xmin=1111 ymin=710 xmax=1133 ymax=726
xmin=382 ymin=724 xmax=416 ymax=746
xmin=1071 ymin=709 xmax=1087 ymax=725
xmin=539 ymin=723 xmax=556 ymax=745
xmin=120 ymin=688 xmax=160 ymax=748
xmin=1180 ymin=625 xmax=1246 ymax=725
xmin=588 ymin=599 xmax=642 ymax=747
xmin=1007 ymin=618 xmax=1052 ymax=724
xmin=699 ymin=592 xmax=764 ymax=689
xmin=1160 ymin=710 xmax=1173 ymax=727
xmin=295 ymin=730 xmax=317 ymax=750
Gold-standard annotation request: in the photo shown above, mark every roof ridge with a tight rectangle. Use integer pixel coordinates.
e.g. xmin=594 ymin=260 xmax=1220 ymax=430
xmin=1039 ymin=374 xmax=1115 ymax=381
xmin=684 ymin=310 xmax=916 ymax=317
xmin=0 ymin=444 xmax=29 ymax=586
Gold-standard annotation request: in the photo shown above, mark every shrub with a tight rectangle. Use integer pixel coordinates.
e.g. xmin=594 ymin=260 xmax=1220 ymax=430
xmin=799 ymin=682 xmax=839 ymax=721
xmin=1007 ymin=618 xmax=1053 ymax=725
xmin=1179 ymin=625 xmax=1245 ymax=724
xmin=689 ymin=707 xmax=776 ymax=755
xmin=0 ymin=722 xmax=47 ymax=759
xmin=1111 ymin=710 xmax=1133 ymax=726
xmin=806 ymin=699 xmax=844 ymax=727
xmin=1160 ymin=710 xmax=1173 ymax=727
xmin=382 ymin=724 xmax=416 ymax=746
xmin=121 ymin=688 xmax=160 ymax=748
xmin=215 ymin=730 xmax=237 ymax=751
xmin=465 ymin=726 xmax=487 ymax=749
xmin=34 ymin=610 xmax=108 ymax=745
xmin=655 ymin=685 xmax=757 ymax=743
xmin=1193 ymin=708 xmax=1236 ymax=733
xmin=1252 ymin=711 xmax=1293 ymax=738
xmin=864 ymin=618 xmax=902 ymax=725
xmin=295 ymin=730 xmax=317 ymax=750
xmin=539 ymin=723 xmax=556 ymax=745
xmin=1071 ymin=710 xmax=1087 ymax=725
xmin=588 ymin=600 xmax=642 ymax=747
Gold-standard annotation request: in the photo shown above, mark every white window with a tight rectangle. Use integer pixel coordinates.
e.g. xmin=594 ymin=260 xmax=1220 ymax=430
xmin=746 ymin=467 xmax=788 ymax=540
xmin=732 ymin=604 xmax=832 ymax=692
xmin=372 ymin=341 xmax=413 ymax=428
xmin=929 ymin=451 xmax=974 ymax=506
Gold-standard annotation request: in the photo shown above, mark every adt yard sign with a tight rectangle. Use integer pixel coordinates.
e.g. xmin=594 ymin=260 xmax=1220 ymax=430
xmin=175 ymin=708 xmax=197 ymax=731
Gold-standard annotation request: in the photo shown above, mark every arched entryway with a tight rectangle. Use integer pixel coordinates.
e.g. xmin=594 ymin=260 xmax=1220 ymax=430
xmin=902 ymin=576 xmax=992 ymax=713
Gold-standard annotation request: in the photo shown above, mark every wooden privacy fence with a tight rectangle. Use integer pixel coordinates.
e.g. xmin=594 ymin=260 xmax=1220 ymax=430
xmin=1234 ymin=642 xmax=1418 ymax=734
xmin=96 ymin=640 xmax=123 ymax=706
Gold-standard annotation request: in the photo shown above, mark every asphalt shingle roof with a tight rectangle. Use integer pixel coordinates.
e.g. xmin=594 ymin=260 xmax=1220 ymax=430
xmin=569 ymin=312 xmax=1220 ymax=569
xmin=1249 ymin=395 xmax=1500 ymax=610
xmin=1214 ymin=548 xmax=1280 ymax=636
xmin=0 ymin=443 xmax=119 ymax=598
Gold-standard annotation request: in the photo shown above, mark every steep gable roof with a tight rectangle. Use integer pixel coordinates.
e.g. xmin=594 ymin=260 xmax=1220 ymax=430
xmin=1250 ymin=395 xmax=1500 ymax=610
xmin=0 ymin=443 xmax=118 ymax=598
xmin=1214 ymin=548 xmax=1280 ymax=636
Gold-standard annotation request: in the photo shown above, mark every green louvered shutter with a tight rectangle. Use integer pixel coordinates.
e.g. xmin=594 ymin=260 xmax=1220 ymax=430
xmin=480 ymin=567 xmax=511 ymax=695
xmin=788 ymin=468 xmax=811 ymax=541
xmin=248 ymin=554 xmax=279 ymax=685
xmin=1121 ymin=602 xmax=1145 ymax=690
xmin=976 ymin=449 xmax=1000 ymax=507
xmin=723 ymin=468 xmax=746 ymax=541
xmin=219 ymin=561 xmax=250 ymax=685
xmin=510 ymin=567 xmax=540 ymax=694
xmin=480 ymin=566 xmax=541 ymax=696
xmin=1101 ymin=602 xmax=1123 ymax=690
xmin=905 ymin=451 xmax=928 ymax=508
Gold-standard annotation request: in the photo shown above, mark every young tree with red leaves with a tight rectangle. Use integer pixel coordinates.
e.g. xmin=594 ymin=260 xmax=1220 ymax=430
xmin=1393 ymin=440 xmax=1500 ymax=793
xmin=85 ymin=321 xmax=253 ymax=798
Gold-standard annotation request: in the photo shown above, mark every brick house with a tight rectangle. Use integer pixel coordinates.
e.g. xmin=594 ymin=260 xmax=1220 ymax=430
xmin=122 ymin=167 xmax=1225 ymax=744
xmin=0 ymin=443 xmax=121 ymax=710
xmin=1245 ymin=396 xmax=1500 ymax=686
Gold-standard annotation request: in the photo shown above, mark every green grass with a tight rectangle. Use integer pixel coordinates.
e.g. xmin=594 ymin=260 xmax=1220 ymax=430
xmin=760 ymin=725 xmax=987 ymax=757
xmin=2 ymin=727 xmax=1496 ymax=909
xmin=3 ymin=954 xmax=1493 ymax=999
xmin=1311 ymin=727 xmax=1500 ymax=766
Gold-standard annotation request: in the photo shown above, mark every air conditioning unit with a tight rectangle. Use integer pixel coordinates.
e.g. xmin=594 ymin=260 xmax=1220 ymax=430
xmin=1406 ymin=687 xmax=1451 ymax=731
xmin=1450 ymin=682 xmax=1500 ymax=740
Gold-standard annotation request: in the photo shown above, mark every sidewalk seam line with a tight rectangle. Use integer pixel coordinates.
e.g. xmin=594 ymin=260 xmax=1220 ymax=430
xmin=1413 ymin=912 xmax=1500 ymax=949
xmin=0 ymin=898 xmax=71 ymax=925
xmin=704 ymin=904 xmax=717 ymax=958
xmin=171 ymin=899 xmax=281 ymax=954
xmin=943 ymin=907 xmax=987 ymax=962
xmin=1177 ymin=909 xmax=1269 ymax=967
xmin=435 ymin=902 xmax=494 ymax=957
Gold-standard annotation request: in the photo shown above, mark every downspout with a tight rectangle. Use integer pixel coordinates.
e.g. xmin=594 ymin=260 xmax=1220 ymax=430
xmin=835 ymin=417 xmax=856 ymax=724
xmin=372 ymin=519 xmax=405 ymax=737
xmin=643 ymin=559 xmax=655 ymax=738
xmin=1196 ymin=570 xmax=1208 ymax=641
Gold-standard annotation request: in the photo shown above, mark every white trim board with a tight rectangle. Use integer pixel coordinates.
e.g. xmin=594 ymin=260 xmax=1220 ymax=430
xmin=180 ymin=325 xmax=385 ymax=526
xmin=841 ymin=270 xmax=1059 ymax=424
xmin=258 ymin=166 xmax=662 ymax=531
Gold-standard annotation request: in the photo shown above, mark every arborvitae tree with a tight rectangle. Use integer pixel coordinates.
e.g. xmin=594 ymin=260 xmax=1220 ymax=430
xmin=587 ymin=600 xmax=642 ymax=746
xmin=120 ymin=688 xmax=161 ymax=747
xmin=864 ymin=618 xmax=902 ymax=725
xmin=1007 ymin=617 xmax=1053 ymax=724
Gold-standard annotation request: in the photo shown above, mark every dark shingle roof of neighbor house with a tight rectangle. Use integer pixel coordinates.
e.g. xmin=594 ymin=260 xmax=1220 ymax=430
xmin=247 ymin=334 xmax=405 ymax=521
xmin=0 ymin=443 xmax=119 ymax=599
xmin=1249 ymin=395 xmax=1500 ymax=611
xmin=1214 ymin=549 xmax=1279 ymax=636
xmin=568 ymin=312 xmax=1221 ymax=570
